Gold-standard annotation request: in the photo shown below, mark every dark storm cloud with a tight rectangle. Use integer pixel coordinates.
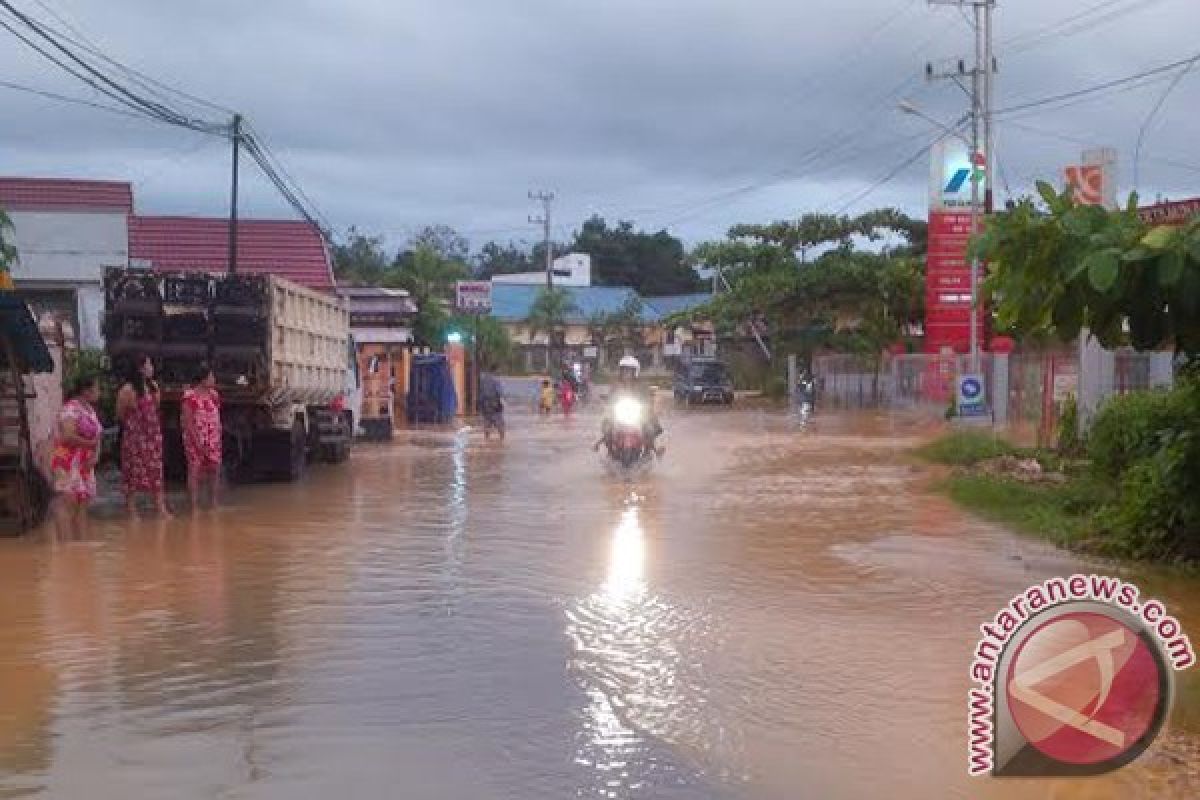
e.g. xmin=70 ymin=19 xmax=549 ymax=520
xmin=2 ymin=0 xmax=1199 ymax=247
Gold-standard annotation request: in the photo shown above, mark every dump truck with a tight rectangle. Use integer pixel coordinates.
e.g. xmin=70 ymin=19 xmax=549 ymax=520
xmin=104 ymin=268 xmax=357 ymax=482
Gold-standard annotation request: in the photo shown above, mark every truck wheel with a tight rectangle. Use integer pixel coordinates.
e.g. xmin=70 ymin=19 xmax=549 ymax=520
xmin=287 ymin=418 xmax=307 ymax=481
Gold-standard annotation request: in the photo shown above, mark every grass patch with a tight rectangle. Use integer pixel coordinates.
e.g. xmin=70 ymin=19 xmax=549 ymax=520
xmin=916 ymin=430 xmax=1017 ymax=466
xmin=943 ymin=474 xmax=1095 ymax=549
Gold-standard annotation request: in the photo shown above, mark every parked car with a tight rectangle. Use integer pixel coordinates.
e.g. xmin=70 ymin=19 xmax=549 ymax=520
xmin=673 ymin=358 xmax=734 ymax=406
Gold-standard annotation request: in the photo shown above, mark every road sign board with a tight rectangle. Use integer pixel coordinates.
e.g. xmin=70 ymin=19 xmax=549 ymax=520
xmin=455 ymin=281 xmax=492 ymax=314
xmin=957 ymin=373 xmax=989 ymax=418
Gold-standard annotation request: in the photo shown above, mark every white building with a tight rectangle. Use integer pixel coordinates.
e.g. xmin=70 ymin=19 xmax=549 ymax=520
xmin=492 ymin=252 xmax=592 ymax=287
xmin=1 ymin=177 xmax=133 ymax=349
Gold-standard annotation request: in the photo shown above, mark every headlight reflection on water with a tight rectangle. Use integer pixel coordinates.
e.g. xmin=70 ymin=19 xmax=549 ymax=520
xmin=603 ymin=507 xmax=646 ymax=603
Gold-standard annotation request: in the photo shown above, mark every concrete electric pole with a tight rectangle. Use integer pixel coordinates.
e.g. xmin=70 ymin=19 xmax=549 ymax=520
xmin=228 ymin=113 xmax=242 ymax=275
xmin=528 ymin=190 xmax=555 ymax=289
xmin=926 ymin=0 xmax=996 ymax=372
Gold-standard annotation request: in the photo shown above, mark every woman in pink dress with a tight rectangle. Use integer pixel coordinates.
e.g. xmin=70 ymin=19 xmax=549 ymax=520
xmin=48 ymin=377 xmax=102 ymax=539
xmin=181 ymin=364 xmax=222 ymax=512
xmin=116 ymin=354 xmax=169 ymax=517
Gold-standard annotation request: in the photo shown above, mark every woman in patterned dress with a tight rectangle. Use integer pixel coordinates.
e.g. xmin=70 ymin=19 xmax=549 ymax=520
xmin=48 ymin=377 xmax=102 ymax=539
xmin=116 ymin=354 xmax=170 ymax=517
xmin=181 ymin=364 xmax=222 ymax=512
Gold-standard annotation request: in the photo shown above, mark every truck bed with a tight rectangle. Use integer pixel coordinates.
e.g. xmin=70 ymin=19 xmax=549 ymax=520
xmin=105 ymin=268 xmax=349 ymax=404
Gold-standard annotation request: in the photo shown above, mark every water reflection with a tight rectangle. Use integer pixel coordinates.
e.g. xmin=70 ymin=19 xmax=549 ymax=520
xmin=603 ymin=506 xmax=645 ymax=603
xmin=566 ymin=501 xmax=719 ymax=798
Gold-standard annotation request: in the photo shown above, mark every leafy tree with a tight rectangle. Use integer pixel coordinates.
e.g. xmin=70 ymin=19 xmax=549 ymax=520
xmin=448 ymin=313 xmax=514 ymax=370
xmin=332 ymin=226 xmax=391 ymax=286
xmin=586 ymin=310 xmax=618 ymax=351
xmin=677 ymin=209 xmax=926 ymax=369
xmin=474 ymin=240 xmax=533 ymax=278
xmin=385 ymin=245 xmax=469 ymax=346
xmin=976 ymin=182 xmax=1200 ymax=355
xmin=525 ymin=287 xmax=579 ymax=369
xmin=407 ymin=224 xmax=469 ymax=263
xmin=726 ymin=209 xmax=927 ymax=264
xmin=571 ymin=216 xmax=701 ymax=295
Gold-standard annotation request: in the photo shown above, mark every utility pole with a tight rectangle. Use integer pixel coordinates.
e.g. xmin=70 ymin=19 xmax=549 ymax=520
xmin=528 ymin=190 xmax=555 ymax=288
xmin=228 ymin=113 xmax=242 ymax=275
xmin=926 ymin=0 xmax=995 ymax=373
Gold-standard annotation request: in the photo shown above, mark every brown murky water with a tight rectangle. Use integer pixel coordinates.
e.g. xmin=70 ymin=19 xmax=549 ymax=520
xmin=0 ymin=404 xmax=1196 ymax=799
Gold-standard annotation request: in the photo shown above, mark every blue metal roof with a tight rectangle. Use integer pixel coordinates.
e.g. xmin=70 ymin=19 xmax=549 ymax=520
xmin=642 ymin=293 xmax=714 ymax=317
xmin=490 ymin=284 xmax=661 ymax=323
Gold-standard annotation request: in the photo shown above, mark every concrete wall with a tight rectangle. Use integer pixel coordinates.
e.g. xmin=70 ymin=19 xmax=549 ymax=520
xmin=9 ymin=210 xmax=128 ymax=349
xmin=8 ymin=210 xmax=128 ymax=282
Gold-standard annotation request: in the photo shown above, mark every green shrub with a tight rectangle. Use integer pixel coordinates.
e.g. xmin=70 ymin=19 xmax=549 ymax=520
xmin=917 ymin=431 xmax=1016 ymax=466
xmin=1087 ymin=388 xmax=1188 ymax=479
xmin=1091 ymin=379 xmax=1200 ymax=562
xmin=1056 ymin=393 xmax=1081 ymax=456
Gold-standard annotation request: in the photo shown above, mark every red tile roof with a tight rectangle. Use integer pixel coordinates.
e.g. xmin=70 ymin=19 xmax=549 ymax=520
xmin=128 ymin=215 xmax=335 ymax=291
xmin=0 ymin=176 xmax=133 ymax=212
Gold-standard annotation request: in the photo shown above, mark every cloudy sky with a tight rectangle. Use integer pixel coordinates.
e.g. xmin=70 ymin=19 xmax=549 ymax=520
xmin=2 ymin=0 xmax=1199 ymax=252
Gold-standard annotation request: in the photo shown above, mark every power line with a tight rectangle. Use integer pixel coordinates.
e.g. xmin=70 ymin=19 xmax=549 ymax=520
xmin=828 ymin=133 xmax=948 ymax=215
xmin=0 ymin=0 xmax=228 ymax=134
xmin=0 ymin=77 xmax=144 ymax=119
xmin=656 ymin=124 xmax=941 ymax=229
xmin=1003 ymin=0 xmax=1171 ymax=55
xmin=1133 ymin=54 xmax=1200 ymax=192
xmin=242 ymin=121 xmax=332 ymax=232
xmin=1 ymin=1 xmax=329 ymax=234
xmin=994 ymin=51 xmax=1200 ymax=117
xmin=24 ymin=0 xmax=234 ymax=117
xmin=1004 ymin=119 xmax=1200 ymax=177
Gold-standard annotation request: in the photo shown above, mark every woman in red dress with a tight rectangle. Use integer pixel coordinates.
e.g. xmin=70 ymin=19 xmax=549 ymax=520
xmin=181 ymin=364 xmax=222 ymax=512
xmin=116 ymin=354 xmax=170 ymax=517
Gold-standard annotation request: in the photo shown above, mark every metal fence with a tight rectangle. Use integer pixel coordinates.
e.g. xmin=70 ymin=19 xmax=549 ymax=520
xmin=811 ymin=347 xmax=1176 ymax=441
xmin=813 ymin=352 xmax=996 ymax=415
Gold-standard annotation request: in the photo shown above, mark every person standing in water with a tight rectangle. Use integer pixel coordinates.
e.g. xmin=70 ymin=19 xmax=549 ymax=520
xmin=116 ymin=354 xmax=170 ymax=517
xmin=181 ymin=363 xmax=222 ymax=512
xmin=46 ymin=376 xmax=102 ymax=539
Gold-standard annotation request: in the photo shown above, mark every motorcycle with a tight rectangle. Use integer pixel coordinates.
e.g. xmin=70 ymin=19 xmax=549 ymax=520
xmin=606 ymin=395 xmax=656 ymax=472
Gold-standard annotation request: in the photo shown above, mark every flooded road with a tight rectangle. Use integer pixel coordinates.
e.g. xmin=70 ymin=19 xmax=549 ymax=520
xmin=1 ymin=405 xmax=1196 ymax=799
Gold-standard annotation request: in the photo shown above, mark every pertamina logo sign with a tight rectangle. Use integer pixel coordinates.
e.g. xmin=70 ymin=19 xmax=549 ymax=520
xmin=930 ymin=137 xmax=986 ymax=211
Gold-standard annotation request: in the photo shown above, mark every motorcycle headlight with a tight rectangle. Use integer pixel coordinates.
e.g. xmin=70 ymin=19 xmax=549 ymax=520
xmin=613 ymin=397 xmax=643 ymax=426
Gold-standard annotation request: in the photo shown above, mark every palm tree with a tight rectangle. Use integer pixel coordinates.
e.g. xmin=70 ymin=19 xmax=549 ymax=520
xmin=526 ymin=287 xmax=578 ymax=373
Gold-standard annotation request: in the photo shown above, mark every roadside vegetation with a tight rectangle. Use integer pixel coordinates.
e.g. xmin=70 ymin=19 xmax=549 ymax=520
xmin=917 ymin=180 xmax=1200 ymax=566
xmin=919 ymin=376 xmax=1199 ymax=565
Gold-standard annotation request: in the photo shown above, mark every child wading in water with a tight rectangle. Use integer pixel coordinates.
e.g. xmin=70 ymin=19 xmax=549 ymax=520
xmin=182 ymin=364 xmax=222 ymax=512
xmin=539 ymin=378 xmax=555 ymax=414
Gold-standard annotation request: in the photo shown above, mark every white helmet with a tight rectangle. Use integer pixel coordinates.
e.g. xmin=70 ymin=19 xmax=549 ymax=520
xmin=618 ymin=355 xmax=641 ymax=376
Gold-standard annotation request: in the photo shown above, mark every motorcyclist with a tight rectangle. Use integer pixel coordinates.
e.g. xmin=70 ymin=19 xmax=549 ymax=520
xmin=593 ymin=355 xmax=664 ymax=457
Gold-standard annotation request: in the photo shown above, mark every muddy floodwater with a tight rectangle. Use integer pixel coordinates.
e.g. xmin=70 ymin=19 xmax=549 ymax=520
xmin=1 ymin=404 xmax=1197 ymax=799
